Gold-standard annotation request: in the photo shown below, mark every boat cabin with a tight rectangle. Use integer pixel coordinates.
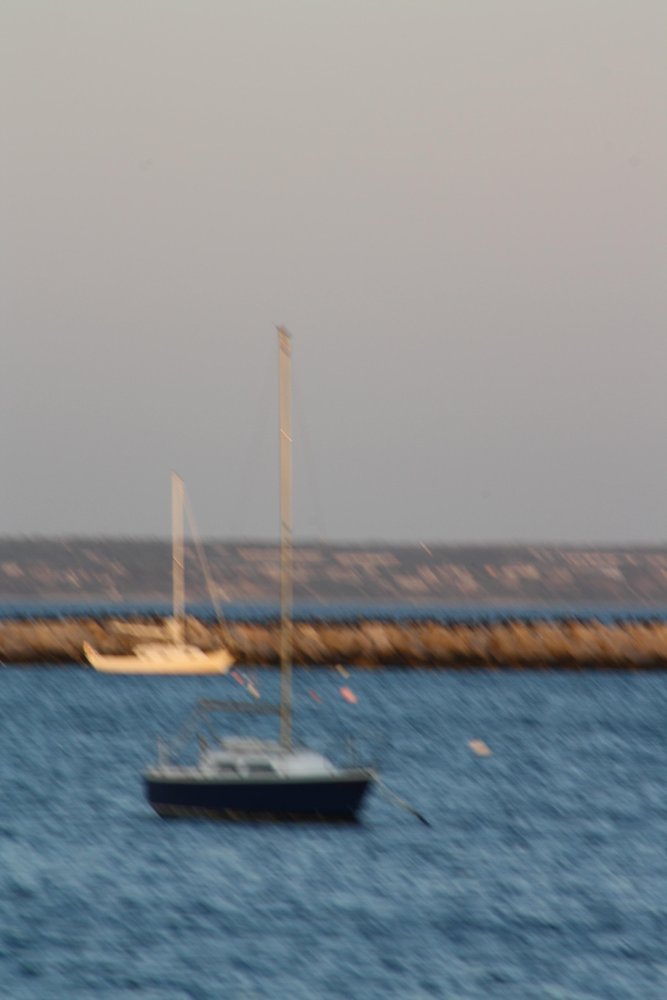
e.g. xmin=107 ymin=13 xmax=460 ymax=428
xmin=200 ymin=742 xmax=337 ymax=779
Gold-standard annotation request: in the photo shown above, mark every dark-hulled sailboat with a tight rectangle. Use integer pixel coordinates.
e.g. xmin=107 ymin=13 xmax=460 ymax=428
xmin=143 ymin=328 xmax=375 ymax=821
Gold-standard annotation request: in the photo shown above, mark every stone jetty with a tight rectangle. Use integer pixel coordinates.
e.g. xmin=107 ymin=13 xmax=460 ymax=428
xmin=3 ymin=615 xmax=667 ymax=669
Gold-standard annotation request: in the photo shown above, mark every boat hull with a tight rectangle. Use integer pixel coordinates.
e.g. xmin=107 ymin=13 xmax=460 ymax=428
xmin=83 ymin=642 xmax=234 ymax=675
xmin=144 ymin=771 xmax=373 ymax=822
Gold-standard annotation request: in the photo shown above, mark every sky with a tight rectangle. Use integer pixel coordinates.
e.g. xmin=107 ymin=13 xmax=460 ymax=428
xmin=1 ymin=1 xmax=666 ymax=544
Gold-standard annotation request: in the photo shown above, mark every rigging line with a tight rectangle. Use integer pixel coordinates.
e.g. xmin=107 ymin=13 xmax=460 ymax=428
xmin=226 ymin=346 xmax=276 ymax=540
xmin=292 ymin=373 xmax=327 ymax=543
xmin=183 ymin=489 xmax=226 ymax=626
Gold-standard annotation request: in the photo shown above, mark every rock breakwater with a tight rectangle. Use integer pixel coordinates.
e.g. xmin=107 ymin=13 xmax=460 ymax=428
xmin=3 ymin=615 xmax=667 ymax=669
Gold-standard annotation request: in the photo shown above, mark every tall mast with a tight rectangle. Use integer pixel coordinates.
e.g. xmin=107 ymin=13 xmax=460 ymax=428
xmin=278 ymin=327 xmax=293 ymax=749
xmin=171 ymin=471 xmax=185 ymax=644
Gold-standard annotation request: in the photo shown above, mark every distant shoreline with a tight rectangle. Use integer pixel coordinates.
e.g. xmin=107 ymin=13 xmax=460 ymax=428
xmin=4 ymin=539 xmax=667 ymax=608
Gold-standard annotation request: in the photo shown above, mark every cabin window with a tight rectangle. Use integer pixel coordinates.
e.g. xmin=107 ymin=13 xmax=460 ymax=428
xmin=247 ymin=763 xmax=275 ymax=774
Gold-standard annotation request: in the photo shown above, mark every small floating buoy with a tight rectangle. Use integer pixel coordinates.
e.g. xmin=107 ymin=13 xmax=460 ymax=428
xmin=231 ymin=670 xmax=245 ymax=685
xmin=335 ymin=664 xmax=350 ymax=678
xmin=468 ymin=739 xmax=492 ymax=757
xmin=247 ymin=682 xmax=260 ymax=699
xmin=340 ymin=686 xmax=358 ymax=704
xmin=308 ymin=689 xmax=321 ymax=703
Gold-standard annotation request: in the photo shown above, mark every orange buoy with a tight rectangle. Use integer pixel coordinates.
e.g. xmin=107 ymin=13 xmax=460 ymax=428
xmin=340 ymin=686 xmax=358 ymax=704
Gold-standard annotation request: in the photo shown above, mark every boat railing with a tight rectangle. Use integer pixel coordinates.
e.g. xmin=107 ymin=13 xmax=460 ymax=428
xmin=197 ymin=698 xmax=280 ymax=716
xmin=153 ymin=697 xmax=282 ymax=765
xmin=196 ymin=698 xmax=281 ymax=716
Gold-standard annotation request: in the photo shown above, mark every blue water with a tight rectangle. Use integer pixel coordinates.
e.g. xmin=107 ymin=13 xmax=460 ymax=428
xmin=1 ymin=666 xmax=666 ymax=999
xmin=3 ymin=598 xmax=667 ymax=625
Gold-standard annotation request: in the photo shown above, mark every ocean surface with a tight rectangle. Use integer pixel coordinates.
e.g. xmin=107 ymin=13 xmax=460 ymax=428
xmin=4 ymin=598 xmax=667 ymax=624
xmin=1 ymin=665 xmax=666 ymax=999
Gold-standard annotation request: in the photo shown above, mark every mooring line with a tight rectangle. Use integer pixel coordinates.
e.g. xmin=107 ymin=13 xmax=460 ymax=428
xmin=376 ymin=777 xmax=430 ymax=826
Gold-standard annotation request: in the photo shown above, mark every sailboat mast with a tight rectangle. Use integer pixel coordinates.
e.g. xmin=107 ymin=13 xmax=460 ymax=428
xmin=278 ymin=327 xmax=293 ymax=750
xmin=171 ymin=471 xmax=185 ymax=644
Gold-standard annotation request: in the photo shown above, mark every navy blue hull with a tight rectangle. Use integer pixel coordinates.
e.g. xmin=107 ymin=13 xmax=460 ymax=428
xmin=144 ymin=775 xmax=372 ymax=822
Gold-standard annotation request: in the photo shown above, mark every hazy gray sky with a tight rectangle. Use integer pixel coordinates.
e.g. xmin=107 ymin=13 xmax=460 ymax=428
xmin=2 ymin=1 xmax=666 ymax=543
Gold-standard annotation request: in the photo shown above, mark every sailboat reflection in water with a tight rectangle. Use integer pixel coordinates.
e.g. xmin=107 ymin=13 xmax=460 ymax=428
xmin=144 ymin=328 xmax=376 ymax=821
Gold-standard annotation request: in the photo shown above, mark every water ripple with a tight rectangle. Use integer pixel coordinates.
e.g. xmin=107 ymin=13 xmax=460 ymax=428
xmin=1 ymin=667 xmax=667 ymax=998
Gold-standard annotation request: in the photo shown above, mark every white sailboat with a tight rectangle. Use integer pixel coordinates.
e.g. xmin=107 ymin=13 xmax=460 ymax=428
xmin=143 ymin=328 xmax=375 ymax=820
xmin=83 ymin=474 xmax=234 ymax=675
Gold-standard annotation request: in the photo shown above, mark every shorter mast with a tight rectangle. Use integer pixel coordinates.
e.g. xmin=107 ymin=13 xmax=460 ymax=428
xmin=171 ymin=472 xmax=185 ymax=645
xmin=278 ymin=327 xmax=293 ymax=750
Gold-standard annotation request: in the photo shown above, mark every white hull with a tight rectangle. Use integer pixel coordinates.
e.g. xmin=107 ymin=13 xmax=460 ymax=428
xmin=83 ymin=641 xmax=234 ymax=675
